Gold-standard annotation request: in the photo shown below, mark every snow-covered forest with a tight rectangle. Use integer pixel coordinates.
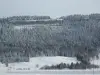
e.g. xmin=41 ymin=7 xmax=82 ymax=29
xmin=0 ymin=14 xmax=100 ymax=68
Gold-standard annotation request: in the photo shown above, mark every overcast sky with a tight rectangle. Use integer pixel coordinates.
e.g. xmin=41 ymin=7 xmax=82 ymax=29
xmin=0 ymin=0 xmax=100 ymax=18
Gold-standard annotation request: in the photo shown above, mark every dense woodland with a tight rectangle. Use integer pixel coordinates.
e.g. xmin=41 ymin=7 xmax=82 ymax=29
xmin=0 ymin=14 xmax=100 ymax=66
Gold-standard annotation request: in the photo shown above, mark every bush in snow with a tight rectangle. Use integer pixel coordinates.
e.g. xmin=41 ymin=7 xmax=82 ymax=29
xmin=40 ymin=62 xmax=99 ymax=70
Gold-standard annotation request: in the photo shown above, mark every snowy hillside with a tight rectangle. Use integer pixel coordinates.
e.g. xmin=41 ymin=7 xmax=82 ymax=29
xmin=7 ymin=55 xmax=100 ymax=71
xmin=8 ymin=56 xmax=79 ymax=71
xmin=0 ymin=56 xmax=100 ymax=74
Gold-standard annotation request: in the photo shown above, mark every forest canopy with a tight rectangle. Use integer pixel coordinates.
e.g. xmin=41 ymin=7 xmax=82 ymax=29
xmin=0 ymin=14 xmax=100 ymax=64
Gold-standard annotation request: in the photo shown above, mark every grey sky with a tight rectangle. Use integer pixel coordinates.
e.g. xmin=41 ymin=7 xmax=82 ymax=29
xmin=0 ymin=0 xmax=100 ymax=18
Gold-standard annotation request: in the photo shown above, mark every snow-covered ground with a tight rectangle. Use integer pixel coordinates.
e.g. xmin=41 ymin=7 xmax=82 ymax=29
xmin=14 ymin=24 xmax=62 ymax=29
xmin=0 ymin=56 xmax=78 ymax=73
xmin=91 ymin=54 xmax=100 ymax=66
xmin=0 ymin=63 xmax=7 ymax=72
xmin=8 ymin=56 xmax=79 ymax=71
xmin=0 ymin=56 xmax=100 ymax=75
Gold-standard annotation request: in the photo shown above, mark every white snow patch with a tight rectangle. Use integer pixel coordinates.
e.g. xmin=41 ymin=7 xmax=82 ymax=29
xmin=0 ymin=63 xmax=7 ymax=72
xmin=91 ymin=54 xmax=100 ymax=66
xmin=8 ymin=56 xmax=79 ymax=71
